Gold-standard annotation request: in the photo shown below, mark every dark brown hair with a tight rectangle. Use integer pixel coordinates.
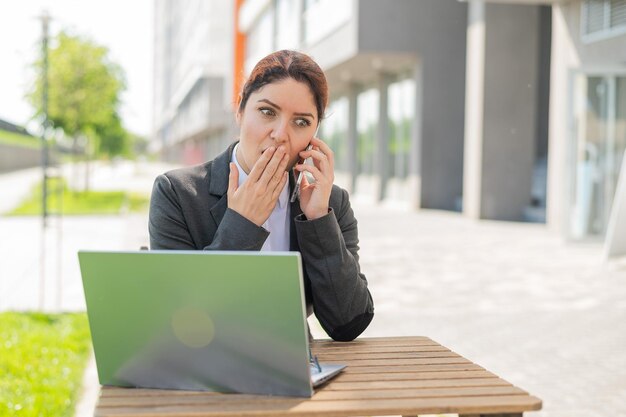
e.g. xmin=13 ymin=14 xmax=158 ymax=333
xmin=238 ymin=50 xmax=328 ymax=124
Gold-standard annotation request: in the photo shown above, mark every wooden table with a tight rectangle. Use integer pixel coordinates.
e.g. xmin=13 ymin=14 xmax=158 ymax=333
xmin=95 ymin=336 xmax=542 ymax=417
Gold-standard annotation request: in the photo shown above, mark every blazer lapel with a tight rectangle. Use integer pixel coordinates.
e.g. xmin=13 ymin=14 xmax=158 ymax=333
xmin=208 ymin=142 xmax=237 ymax=228
xmin=289 ymin=170 xmax=302 ymax=252
xmin=209 ymin=196 xmax=228 ymax=228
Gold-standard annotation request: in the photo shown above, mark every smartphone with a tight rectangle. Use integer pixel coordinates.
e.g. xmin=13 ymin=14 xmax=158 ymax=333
xmin=290 ymin=143 xmax=312 ymax=203
xmin=290 ymin=124 xmax=320 ymax=203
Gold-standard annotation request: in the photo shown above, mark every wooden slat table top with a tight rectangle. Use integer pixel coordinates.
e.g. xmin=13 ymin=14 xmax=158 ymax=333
xmin=94 ymin=336 xmax=542 ymax=417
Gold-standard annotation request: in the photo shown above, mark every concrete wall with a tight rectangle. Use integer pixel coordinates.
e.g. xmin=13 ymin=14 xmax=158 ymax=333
xmin=305 ymin=8 xmax=359 ymax=71
xmin=358 ymin=0 xmax=468 ymax=210
xmin=480 ymin=4 xmax=540 ymax=220
xmin=0 ymin=143 xmax=43 ymax=173
xmin=566 ymin=5 xmax=626 ymax=64
xmin=536 ymin=7 xmax=552 ymax=162
xmin=420 ymin=28 xmax=467 ymax=210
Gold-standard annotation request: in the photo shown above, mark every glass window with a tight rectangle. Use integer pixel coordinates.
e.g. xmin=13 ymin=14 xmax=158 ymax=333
xmin=356 ymin=88 xmax=379 ymax=176
xmin=583 ymin=0 xmax=608 ymax=35
xmin=387 ymin=78 xmax=415 ymax=180
xmin=582 ymin=0 xmax=626 ymax=40
xmin=611 ymin=0 xmax=626 ymax=27
xmin=321 ymin=97 xmax=349 ymax=172
xmin=613 ymin=76 xmax=626 ymax=198
xmin=570 ymin=74 xmax=626 ymax=238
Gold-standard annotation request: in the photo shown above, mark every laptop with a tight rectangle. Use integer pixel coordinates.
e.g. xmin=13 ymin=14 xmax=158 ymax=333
xmin=78 ymin=250 xmax=345 ymax=397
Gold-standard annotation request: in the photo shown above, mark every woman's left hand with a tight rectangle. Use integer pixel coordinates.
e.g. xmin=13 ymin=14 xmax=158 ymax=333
xmin=295 ymin=137 xmax=335 ymax=220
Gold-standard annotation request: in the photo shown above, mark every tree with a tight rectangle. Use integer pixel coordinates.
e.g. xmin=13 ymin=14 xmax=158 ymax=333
xmin=96 ymin=114 xmax=130 ymax=157
xmin=26 ymin=30 xmax=128 ymax=159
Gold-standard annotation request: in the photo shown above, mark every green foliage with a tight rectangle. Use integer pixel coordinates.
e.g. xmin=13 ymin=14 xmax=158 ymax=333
xmin=95 ymin=115 xmax=130 ymax=158
xmin=325 ymin=130 xmax=347 ymax=171
xmin=357 ymin=124 xmax=377 ymax=175
xmin=0 ymin=312 xmax=91 ymax=417
xmin=0 ymin=130 xmax=41 ymax=150
xmin=26 ymin=31 xmax=129 ymax=158
xmin=387 ymin=118 xmax=411 ymax=178
xmin=8 ymin=177 xmax=149 ymax=215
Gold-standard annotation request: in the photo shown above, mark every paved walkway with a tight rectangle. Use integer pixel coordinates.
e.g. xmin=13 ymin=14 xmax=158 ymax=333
xmin=343 ymin=205 xmax=626 ymax=417
xmin=0 ymin=161 xmax=176 ymax=312
xmin=1 ymin=163 xmax=625 ymax=416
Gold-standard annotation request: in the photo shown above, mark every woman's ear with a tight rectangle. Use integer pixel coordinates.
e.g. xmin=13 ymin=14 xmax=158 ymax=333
xmin=235 ymin=94 xmax=244 ymax=126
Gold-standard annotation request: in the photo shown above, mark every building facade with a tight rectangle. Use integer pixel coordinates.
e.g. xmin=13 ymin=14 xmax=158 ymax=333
xmin=463 ymin=0 xmax=626 ymax=239
xmin=153 ymin=0 xmax=235 ymax=165
xmin=152 ymin=0 xmax=626 ymax=240
xmin=239 ymin=0 xmax=468 ymax=210
xmin=548 ymin=0 xmax=626 ymax=239
xmin=463 ymin=1 xmax=552 ymax=224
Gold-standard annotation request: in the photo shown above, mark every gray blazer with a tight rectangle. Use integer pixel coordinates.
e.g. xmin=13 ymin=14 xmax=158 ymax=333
xmin=149 ymin=142 xmax=374 ymax=341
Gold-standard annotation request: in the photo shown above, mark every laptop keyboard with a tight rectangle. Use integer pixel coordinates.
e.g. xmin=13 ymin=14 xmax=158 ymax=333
xmin=309 ymin=352 xmax=322 ymax=374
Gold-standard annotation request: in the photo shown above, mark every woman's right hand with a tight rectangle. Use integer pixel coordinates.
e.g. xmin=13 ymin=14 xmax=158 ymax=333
xmin=227 ymin=146 xmax=289 ymax=227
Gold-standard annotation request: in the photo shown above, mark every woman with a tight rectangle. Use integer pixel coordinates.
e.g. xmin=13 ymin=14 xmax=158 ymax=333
xmin=149 ymin=50 xmax=373 ymax=341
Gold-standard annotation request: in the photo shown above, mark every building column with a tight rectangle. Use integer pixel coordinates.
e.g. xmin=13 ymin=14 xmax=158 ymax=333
xmin=346 ymin=83 xmax=359 ymax=194
xmin=547 ymin=4 xmax=579 ymax=234
xmin=376 ymin=73 xmax=391 ymax=201
xmin=409 ymin=62 xmax=423 ymax=209
xmin=463 ymin=0 xmax=486 ymax=219
xmin=464 ymin=1 xmax=540 ymax=221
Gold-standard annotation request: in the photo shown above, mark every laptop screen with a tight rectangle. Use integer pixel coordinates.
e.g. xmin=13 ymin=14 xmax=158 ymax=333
xmin=79 ymin=250 xmax=314 ymax=397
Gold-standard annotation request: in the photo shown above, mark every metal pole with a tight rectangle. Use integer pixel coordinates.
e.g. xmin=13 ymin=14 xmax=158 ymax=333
xmin=56 ymin=174 xmax=63 ymax=311
xmin=42 ymin=10 xmax=50 ymax=226
xmin=39 ymin=10 xmax=51 ymax=311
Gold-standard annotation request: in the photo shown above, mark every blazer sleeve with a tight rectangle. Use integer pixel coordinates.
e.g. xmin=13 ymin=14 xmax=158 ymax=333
xmin=204 ymin=208 xmax=270 ymax=251
xmin=149 ymin=173 xmax=269 ymax=250
xmin=294 ymin=188 xmax=374 ymax=341
xmin=149 ymin=174 xmax=197 ymax=249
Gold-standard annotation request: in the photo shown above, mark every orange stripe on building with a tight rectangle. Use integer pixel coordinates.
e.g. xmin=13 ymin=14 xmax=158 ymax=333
xmin=233 ymin=0 xmax=246 ymax=111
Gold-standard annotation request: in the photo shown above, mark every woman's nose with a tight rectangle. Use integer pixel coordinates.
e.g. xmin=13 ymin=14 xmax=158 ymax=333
xmin=270 ymin=120 xmax=289 ymax=143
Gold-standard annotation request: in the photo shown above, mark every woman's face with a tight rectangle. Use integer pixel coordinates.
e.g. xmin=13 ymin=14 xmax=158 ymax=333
xmin=236 ymin=78 xmax=318 ymax=174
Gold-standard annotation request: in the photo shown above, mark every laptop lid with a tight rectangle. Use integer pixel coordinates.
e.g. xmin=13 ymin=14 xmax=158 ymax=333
xmin=78 ymin=250 xmax=315 ymax=397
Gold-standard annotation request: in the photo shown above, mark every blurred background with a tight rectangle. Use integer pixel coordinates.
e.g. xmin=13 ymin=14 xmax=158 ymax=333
xmin=2 ymin=0 xmax=626 ymax=236
xmin=1 ymin=1 xmax=626 ymax=417
xmin=150 ymin=0 xmax=626 ymax=242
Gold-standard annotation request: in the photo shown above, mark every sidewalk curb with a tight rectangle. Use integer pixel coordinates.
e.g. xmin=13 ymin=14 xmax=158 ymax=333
xmin=74 ymin=351 xmax=98 ymax=417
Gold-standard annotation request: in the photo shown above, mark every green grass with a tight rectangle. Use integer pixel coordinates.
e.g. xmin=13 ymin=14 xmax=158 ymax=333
xmin=9 ymin=177 xmax=150 ymax=215
xmin=0 ymin=312 xmax=92 ymax=417
xmin=0 ymin=130 xmax=41 ymax=150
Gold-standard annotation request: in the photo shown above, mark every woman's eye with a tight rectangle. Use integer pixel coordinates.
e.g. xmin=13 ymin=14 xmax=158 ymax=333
xmin=295 ymin=118 xmax=312 ymax=128
xmin=260 ymin=107 xmax=275 ymax=117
